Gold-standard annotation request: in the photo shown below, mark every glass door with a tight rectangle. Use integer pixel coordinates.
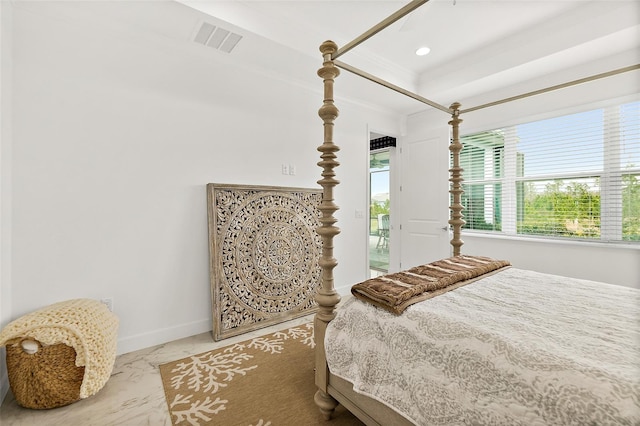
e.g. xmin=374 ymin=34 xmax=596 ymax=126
xmin=369 ymin=149 xmax=390 ymax=275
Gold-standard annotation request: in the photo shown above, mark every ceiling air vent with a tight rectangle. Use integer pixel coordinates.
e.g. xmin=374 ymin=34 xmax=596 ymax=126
xmin=193 ymin=22 xmax=243 ymax=54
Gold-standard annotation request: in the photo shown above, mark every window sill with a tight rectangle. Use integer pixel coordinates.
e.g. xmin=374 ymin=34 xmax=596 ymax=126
xmin=462 ymin=231 xmax=640 ymax=251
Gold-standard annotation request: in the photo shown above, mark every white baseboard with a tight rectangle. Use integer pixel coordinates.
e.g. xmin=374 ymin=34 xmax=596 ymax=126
xmin=0 ymin=374 xmax=8 ymax=405
xmin=336 ymin=284 xmax=353 ymax=298
xmin=116 ymin=318 xmax=211 ymax=355
xmin=0 ymin=354 xmax=8 ymax=405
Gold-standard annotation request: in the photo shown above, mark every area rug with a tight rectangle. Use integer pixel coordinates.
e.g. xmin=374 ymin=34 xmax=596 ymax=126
xmin=159 ymin=323 xmax=363 ymax=425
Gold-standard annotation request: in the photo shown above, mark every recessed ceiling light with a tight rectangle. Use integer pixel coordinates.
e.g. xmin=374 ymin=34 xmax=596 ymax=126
xmin=415 ymin=46 xmax=431 ymax=56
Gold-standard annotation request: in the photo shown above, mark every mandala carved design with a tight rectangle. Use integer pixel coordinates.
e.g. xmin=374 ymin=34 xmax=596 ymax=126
xmin=207 ymin=184 xmax=322 ymax=340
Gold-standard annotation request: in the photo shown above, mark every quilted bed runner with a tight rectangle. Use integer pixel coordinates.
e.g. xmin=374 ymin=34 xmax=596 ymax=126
xmin=351 ymin=255 xmax=510 ymax=314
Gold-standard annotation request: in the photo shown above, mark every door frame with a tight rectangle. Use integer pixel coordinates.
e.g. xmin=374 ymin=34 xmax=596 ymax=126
xmin=367 ymin=130 xmax=400 ymax=277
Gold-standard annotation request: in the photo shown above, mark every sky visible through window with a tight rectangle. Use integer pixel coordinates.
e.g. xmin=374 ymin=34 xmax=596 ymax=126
xmin=371 ymin=171 xmax=389 ymax=198
xmin=516 ymin=109 xmax=603 ymax=176
xmin=370 ymin=150 xmax=390 ymax=198
xmin=516 ymin=102 xmax=640 ymax=178
xmin=621 ymin=101 xmax=640 ymax=169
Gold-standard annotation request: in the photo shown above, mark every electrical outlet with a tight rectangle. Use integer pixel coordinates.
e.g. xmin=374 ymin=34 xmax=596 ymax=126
xmin=100 ymin=298 xmax=113 ymax=312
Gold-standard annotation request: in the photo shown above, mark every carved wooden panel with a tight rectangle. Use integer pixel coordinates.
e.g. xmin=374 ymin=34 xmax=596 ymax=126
xmin=207 ymin=184 xmax=322 ymax=340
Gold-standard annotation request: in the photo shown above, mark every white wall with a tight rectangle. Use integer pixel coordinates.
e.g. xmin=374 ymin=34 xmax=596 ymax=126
xmin=404 ymin=53 xmax=640 ymax=289
xmin=1 ymin=1 xmax=401 ymax=401
xmin=0 ymin=0 xmax=14 ymax=404
xmin=464 ymin=235 xmax=639 ymax=288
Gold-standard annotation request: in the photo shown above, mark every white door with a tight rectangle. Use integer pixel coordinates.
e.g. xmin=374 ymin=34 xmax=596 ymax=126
xmin=399 ymin=135 xmax=451 ymax=269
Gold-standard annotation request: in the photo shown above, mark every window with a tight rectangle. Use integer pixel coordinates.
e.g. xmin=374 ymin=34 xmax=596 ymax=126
xmin=458 ymin=100 xmax=640 ymax=243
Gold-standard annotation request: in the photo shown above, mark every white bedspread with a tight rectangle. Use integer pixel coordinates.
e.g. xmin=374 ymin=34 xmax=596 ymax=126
xmin=325 ymin=268 xmax=640 ymax=425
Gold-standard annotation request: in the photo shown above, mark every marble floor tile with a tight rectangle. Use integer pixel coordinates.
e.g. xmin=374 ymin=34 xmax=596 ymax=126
xmin=0 ymin=315 xmax=314 ymax=426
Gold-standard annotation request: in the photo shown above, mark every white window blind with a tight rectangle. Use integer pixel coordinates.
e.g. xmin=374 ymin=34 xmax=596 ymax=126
xmin=458 ymin=100 xmax=640 ymax=243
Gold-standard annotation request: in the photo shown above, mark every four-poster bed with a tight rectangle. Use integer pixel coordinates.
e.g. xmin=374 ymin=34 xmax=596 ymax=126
xmin=313 ymin=1 xmax=640 ymax=425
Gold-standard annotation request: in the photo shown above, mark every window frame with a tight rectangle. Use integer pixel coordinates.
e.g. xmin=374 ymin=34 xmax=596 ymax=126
xmin=457 ymin=99 xmax=640 ymax=245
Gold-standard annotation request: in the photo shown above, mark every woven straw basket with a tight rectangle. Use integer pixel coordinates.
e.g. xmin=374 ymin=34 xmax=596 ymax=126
xmin=6 ymin=338 xmax=85 ymax=409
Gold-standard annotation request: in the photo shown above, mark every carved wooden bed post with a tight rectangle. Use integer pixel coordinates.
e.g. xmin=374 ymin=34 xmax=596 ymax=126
xmin=448 ymin=102 xmax=465 ymax=256
xmin=314 ymin=40 xmax=341 ymax=419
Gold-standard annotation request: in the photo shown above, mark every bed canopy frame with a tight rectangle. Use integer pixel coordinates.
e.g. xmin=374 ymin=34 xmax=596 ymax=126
xmin=314 ymin=0 xmax=639 ymax=421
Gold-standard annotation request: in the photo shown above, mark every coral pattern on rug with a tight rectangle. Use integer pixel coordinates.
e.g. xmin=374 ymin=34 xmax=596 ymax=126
xmin=160 ymin=323 xmax=362 ymax=426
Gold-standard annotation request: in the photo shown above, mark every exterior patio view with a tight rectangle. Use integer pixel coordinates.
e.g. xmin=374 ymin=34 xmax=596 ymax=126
xmin=370 ymin=147 xmax=391 ymax=274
